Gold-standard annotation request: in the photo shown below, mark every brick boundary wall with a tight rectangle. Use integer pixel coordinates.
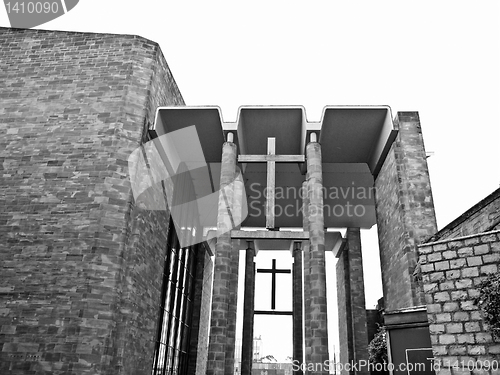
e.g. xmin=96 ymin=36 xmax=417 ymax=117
xmin=418 ymin=230 xmax=500 ymax=375
xmin=426 ymin=189 xmax=500 ymax=243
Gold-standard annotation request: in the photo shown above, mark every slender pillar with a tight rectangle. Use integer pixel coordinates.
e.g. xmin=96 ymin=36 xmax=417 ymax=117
xmin=305 ymin=135 xmax=329 ymax=373
xmin=302 ymin=180 xmax=312 ymax=366
xmin=346 ymin=228 xmax=369 ymax=375
xmin=225 ymin=164 xmax=243 ymax=375
xmin=207 ymin=138 xmax=237 ymax=375
xmin=336 ymin=228 xmax=370 ymax=375
xmin=187 ymin=245 xmax=207 ymax=375
xmin=293 ymin=241 xmax=304 ymax=375
xmin=241 ymin=242 xmax=256 ymax=375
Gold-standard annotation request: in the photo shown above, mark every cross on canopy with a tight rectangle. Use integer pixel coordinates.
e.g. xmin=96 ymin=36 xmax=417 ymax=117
xmin=238 ymin=137 xmax=305 ymax=229
xmin=256 ymin=258 xmax=291 ymax=310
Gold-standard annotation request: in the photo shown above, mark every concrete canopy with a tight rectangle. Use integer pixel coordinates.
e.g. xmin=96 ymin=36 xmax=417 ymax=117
xmin=153 ymin=105 xmax=397 ymax=229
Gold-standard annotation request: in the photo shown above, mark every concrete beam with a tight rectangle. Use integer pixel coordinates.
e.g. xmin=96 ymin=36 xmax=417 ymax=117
xmin=230 ymin=230 xmax=309 ymax=240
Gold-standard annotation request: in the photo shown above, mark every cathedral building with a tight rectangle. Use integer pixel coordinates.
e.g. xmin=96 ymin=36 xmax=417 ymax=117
xmin=0 ymin=27 xmax=498 ymax=375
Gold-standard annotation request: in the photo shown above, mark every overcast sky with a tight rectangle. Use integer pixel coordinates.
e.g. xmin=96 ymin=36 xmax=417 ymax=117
xmin=2 ymin=0 xmax=499 ymax=363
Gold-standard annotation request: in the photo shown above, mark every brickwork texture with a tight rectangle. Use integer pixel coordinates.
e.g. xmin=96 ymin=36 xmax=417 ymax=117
xmin=375 ymin=112 xmax=438 ymax=312
xmin=305 ymin=141 xmax=329 ymax=374
xmin=419 ymin=231 xmax=500 ymax=375
xmin=336 ymin=243 xmax=352 ymax=375
xmin=0 ymin=27 xmax=185 ymax=375
xmin=336 ymin=228 xmax=369 ymax=375
xmin=207 ymin=141 xmax=238 ymax=375
xmin=428 ymin=188 xmax=500 ymax=243
xmin=190 ymin=247 xmax=214 ymax=375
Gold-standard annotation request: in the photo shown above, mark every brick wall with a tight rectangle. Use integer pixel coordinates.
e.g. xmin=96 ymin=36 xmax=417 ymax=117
xmin=418 ymin=230 xmax=500 ymax=375
xmin=374 ymin=112 xmax=438 ymax=312
xmin=427 ymin=188 xmax=500 ymax=242
xmin=0 ymin=27 xmax=184 ymax=374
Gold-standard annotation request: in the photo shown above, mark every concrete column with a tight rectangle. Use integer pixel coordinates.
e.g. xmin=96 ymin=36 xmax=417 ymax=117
xmin=302 ymin=180 xmax=312 ymax=366
xmin=225 ymin=164 xmax=243 ymax=375
xmin=207 ymin=140 xmax=237 ymax=375
xmin=187 ymin=245 xmax=208 ymax=375
xmin=336 ymin=243 xmax=353 ymax=375
xmin=241 ymin=242 xmax=255 ymax=375
xmin=336 ymin=228 xmax=369 ymax=375
xmin=293 ymin=242 xmax=304 ymax=375
xmin=345 ymin=228 xmax=369 ymax=373
xmin=305 ymin=139 xmax=329 ymax=373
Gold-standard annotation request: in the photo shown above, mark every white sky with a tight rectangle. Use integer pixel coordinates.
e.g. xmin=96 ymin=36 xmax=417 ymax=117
xmin=2 ymin=0 xmax=499 ymax=364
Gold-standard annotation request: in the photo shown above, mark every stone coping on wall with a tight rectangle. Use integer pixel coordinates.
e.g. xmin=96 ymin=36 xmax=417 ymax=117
xmin=424 ymin=188 xmax=500 ymax=243
xmin=419 ymin=229 xmax=500 ymax=248
xmin=384 ymin=305 xmax=429 ymax=328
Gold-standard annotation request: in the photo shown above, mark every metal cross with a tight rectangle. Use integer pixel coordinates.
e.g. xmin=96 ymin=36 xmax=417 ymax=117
xmin=256 ymin=259 xmax=291 ymax=310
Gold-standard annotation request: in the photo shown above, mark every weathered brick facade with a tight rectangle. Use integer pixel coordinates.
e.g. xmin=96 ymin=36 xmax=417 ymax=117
xmin=335 ymin=112 xmax=438 ymax=375
xmin=0 ymin=27 xmax=209 ymax=375
xmin=419 ymin=231 xmax=500 ymax=375
xmin=417 ymin=188 xmax=500 ymax=375
xmin=427 ymin=189 xmax=500 ymax=242
xmin=374 ymin=112 xmax=438 ymax=312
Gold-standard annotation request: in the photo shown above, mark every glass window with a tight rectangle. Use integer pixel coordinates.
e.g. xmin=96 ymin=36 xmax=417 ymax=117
xmin=152 ymin=220 xmax=199 ymax=375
